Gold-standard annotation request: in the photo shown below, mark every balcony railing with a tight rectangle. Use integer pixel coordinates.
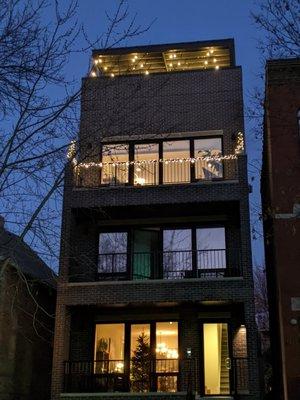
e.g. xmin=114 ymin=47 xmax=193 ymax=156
xmin=64 ymin=358 xmax=190 ymax=393
xmin=97 ymin=249 xmax=241 ymax=281
xmin=63 ymin=357 xmax=248 ymax=394
xmin=74 ymin=158 xmax=238 ymax=187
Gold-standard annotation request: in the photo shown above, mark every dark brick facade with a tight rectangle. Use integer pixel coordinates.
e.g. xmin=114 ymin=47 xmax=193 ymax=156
xmin=52 ymin=40 xmax=260 ymax=400
xmin=262 ymin=58 xmax=300 ymax=400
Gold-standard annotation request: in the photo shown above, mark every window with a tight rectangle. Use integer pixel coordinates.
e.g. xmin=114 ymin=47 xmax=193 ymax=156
xmin=134 ymin=143 xmax=159 ymax=185
xmin=94 ymin=323 xmax=125 ymax=373
xmin=101 ymin=144 xmax=129 ymax=185
xmin=194 ymin=138 xmax=223 ymax=179
xmin=156 ymin=322 xmax=179 ymax=392
xmin=163 ymin=140 xmax=190 ymax=183
xmin=98 ymin=232 xmax=127 ymax=275
xmin=163 ymin=229 xmax=192 ymax=279
xmin=196 ymin=227 xmax=226 ymax=271
xmin=130 ymin=324 xmax=151 ymax=392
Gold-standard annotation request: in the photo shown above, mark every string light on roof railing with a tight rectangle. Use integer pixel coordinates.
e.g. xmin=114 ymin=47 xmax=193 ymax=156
xmin=177 ymin=62 xmax=181 ymax=66
xmin=145 ymin=70 xmax=149 ymax=75
xmin=204 ymin=60 xmax=208 ymax=65
xmin=213 ymin=58 xmax=217 ymax=63
xmin=210 ymin=49 xmax=214 ymax=54
xmin=206 ymin=52 xmax=210 ymax=56
xmin=235 ymin=131 xmax=245 ymax=154
xmin=215 ymin=65 xmax=219 ymax=70
xmin=110 ymin=73 xmax=115 ymax=78
xmin=140 ymin=63 xmax=144 ymax=68
xmin=90 ymin=70 xmax=97 ymax=77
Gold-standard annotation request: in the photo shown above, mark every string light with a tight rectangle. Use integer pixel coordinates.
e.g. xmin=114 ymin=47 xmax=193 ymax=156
xmin=110 ymin=73 xmax=115 ymax=78
xmin=90 ymin=71 xmax=97 ymax=77
xmin=235 ymin=131 xmax=245 ymax=154
xmin=215 ymin=65 xmax=219 ymax=70
xmin=145 ymin=70 xmax=149 ymax=75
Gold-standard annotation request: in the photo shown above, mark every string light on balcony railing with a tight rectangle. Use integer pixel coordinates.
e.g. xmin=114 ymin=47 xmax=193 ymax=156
xmin=74 ymin=154 xmax=239 ymax=170
xmin=67 ymin=140 xmax=77 ymax=165
xmin=235 ymin=131 xmax=245 ymax=154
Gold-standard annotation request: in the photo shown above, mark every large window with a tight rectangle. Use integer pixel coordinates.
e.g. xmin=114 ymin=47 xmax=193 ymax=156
xmin=196 ymin=227 xmax=226 ymax=272
xmin=98 ymin=232 xmax=127 ymax=276
xmin=163 ymin=229 xmax=192 ymax=279
xmin=101 ymin=144 xmax=129 ymax=185
xmin=94 ymin=324 xmax=125 ymax=373
xmin=134 ymin=143 xmax=159 ymax=185
xmin=94 ymin=321 xmax=178 ymax=393
xmin=194 ymin=138 xmax=223 ymax=179
xmin=163 ymin=140 xmax=190 ymax=183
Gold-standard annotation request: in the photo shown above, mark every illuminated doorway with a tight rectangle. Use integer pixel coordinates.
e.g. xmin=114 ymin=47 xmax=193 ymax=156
xmin=203 ymin=323 xmax=231 ymax=395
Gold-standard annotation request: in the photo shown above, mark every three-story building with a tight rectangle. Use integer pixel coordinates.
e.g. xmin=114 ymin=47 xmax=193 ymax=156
xmin=51 ymin=39 xmax=260 ymax=400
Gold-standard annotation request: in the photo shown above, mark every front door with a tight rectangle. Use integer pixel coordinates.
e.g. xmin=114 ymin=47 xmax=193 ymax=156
xmin=202 ymin=322 xmax=231 ymax=396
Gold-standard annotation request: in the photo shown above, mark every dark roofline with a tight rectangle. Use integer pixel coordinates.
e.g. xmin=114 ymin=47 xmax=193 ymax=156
xmin=92 ymin=38 xmax=236 ymax=66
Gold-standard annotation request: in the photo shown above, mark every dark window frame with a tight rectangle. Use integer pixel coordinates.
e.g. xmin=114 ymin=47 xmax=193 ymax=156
xmin=100 ymin=135 xmax=224 ymax=186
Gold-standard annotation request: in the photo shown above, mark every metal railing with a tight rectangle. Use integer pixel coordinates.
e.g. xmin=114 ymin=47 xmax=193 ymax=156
xmin=97 ymin=249 xmax=241 ymax=281
xmin=63 ymin=358 xmax=194 ymax=394
xmin=75 ymin=158 xmax=238 ymax=187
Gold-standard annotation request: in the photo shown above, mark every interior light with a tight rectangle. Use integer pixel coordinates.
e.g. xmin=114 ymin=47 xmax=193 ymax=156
xmin=104 ymin=66 xmax=108 ymax=71
xmin=213 ymin=58 xmax=217 ymax=63
xmin=205 ymin=60 xmax=208 ymax=65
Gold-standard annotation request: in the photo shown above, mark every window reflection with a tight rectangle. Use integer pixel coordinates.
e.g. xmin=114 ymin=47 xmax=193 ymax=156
xmin=134 ymin=144 xmax=159 ymax=185
xmin=98 ymin=232 xmax=127 ymax=274
xmin=94 ymin=324 xmax=125 ymax=373
xmin=197 ymin=227 xmax=226 ymax=271
xmin=163 ymin=229 xmax=192 ymax=279
xmin=195 ymin=138 xmax=223 ymax=179
xmin=163 ymin=140 xmax=190 ymax=183
xmin=101 ymin=144 xmax=129 ymax=185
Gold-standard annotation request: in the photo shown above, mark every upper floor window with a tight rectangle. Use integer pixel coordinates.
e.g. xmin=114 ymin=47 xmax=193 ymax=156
xmin=134 ymin=143 xmax=159 ymax=185
xmin=195 ymin=138 xmax=223 ymax=179
xmin=163 ymin=140 xmax=190 ymax=184
xmin=98 ymin=232 xmax=127 ymax=276
xmin=101 ymin=144 xmax=129 ymax=185
xmin=100 ymin=136 xmax=224 ymax=187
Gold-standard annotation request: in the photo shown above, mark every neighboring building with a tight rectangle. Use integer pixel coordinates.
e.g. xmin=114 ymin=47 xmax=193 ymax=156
xmin=0 ymin=217 xmax=56 ymax=400
xmin=52 ymin=39 xmax=260 ymax=400
xmin=261 ymin=58 xmax=300 ymax=400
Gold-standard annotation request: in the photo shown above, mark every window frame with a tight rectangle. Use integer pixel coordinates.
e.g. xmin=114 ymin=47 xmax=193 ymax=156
xmin=100 ymin=135 xmax=224 ymax=186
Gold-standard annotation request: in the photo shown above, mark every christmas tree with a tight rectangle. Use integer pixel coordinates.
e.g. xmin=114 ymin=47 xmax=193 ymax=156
xmin=131 ymin=332 xmax=151 ymax=392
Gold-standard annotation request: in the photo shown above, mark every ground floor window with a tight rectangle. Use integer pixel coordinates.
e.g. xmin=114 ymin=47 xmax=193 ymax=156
xmin=94 ymin=321 xmax=178 ymax=393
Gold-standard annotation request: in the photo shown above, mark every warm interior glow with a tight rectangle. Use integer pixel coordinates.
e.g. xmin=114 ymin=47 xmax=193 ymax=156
xmin=203 ymin=323 xmax=230 ymax=395
xmin=94 ymin=324 xmax=125 ymax=373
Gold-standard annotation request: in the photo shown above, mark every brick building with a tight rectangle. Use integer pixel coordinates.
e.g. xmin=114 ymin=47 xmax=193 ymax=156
xmin=0 ymin=217 xmax=56 ymax=400
xmin=261 ymin=58 xmax=300 ymax=400
xmin=52 ymin=39 xmax=260 ymax=400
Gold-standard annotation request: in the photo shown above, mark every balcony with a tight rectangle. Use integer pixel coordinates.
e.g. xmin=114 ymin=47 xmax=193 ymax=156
xmin=74 ymin=157 xmax=238 ymax=188
xmin=97 ymin=248 xmax=241 ymax=281
xmin=63 ymin=357 xmax=248 ymax=394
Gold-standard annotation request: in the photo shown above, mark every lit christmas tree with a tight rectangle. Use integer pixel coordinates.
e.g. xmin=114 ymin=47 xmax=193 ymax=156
xmin=131 ymin=332 xmax=151 ymax=392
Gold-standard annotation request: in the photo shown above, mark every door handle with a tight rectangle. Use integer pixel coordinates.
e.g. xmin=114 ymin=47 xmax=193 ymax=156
xmin=225 ymin=357 xmax=231 ymax=370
